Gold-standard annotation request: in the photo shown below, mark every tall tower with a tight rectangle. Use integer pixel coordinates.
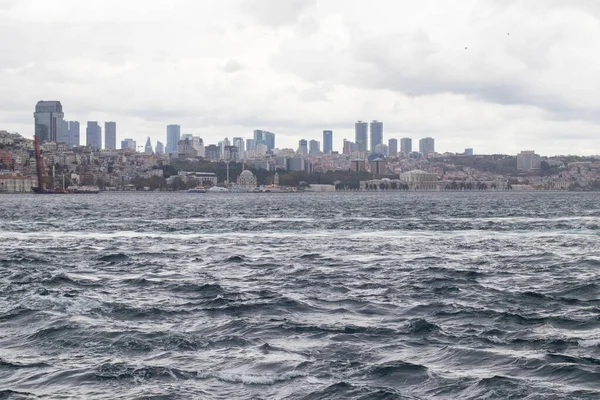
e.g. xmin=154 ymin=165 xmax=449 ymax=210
xmin=400 ymin=137 xmax=412 ymax=154
xmin=323 ymin=130 xmax=333 ymax=154
xmin=166 ymin=124 xmax=181 ymax=154
xmin=369 ymin=120 xmax=383 ymax=153
xmin=86 ymin=121 xmax=102 ymax=149
xmin=298 ymin=139 xmax=308 ymax=156
xmin=354 ymin=121 xmax=368 ymax=152
xmin=145 ymin=137 xmax=153 ymax=154
xmin=34 ymin=101 xmax=65 ymax=143
xmin=388 ymin=138 xmax=398 ymax=156
xmin=105 ymin=121 xmax=116 ymax=149
xmin=419 ymin=137 xmax=435 ymax=156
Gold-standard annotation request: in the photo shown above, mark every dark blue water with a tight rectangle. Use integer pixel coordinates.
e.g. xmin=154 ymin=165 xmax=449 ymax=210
xmin=1 ymin=192 xmax=599 ymax=399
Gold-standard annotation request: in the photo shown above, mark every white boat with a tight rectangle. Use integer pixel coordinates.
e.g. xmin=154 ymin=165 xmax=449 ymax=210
xmin=207 ymin=186 xmax=229 ymax=192
xmin=188 ymin=186 xmax=206 ymax=193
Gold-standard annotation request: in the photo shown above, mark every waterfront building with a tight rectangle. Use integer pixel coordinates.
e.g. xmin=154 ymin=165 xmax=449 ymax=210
xmin=105 ymin=122 xmax=116 ymax=149
xmin=237 ymin=169 xmax=257 ymax=188
xmin=350 ymin=159 xmax=366 ymax=172
xmin=400 ymin=170 xmax=438 ymax=183
xmin=34 ymin=101 xmax=65 ymax=143
xmin=0 ymin=174 xmax=33 ymax=192
xmin=370 ymin=120 xmax=383 ymax=153
xmin=166 ymin=125 xmax=181 ymax=154
xmin=86 ymin=121 xmax=102 ymax=149
xmin=401 ymin=137 xmax=412 ymax=154
xmin=419 ymin=137 xmax=435 ymax=157
xmin=309 ymin=140 xmax=320 ymax=155
xmin=355 ymin=121 xmax=368 ymax=152
xmin=370 ymin=158 xmax=387 ymax=175
xmin=323 ymin=130 xmax=333 ymax=154
xmin=388 ymin=138 xmax=398 ymax=157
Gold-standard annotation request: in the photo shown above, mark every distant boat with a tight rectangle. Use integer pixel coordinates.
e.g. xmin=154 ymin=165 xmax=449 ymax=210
xmin=67 ymin=185 xmax=100 ymax=194
xmin=188 ymin=186 xmax=207 ymax=193
xmin=207 ymin=186 xmax=229 ymax=193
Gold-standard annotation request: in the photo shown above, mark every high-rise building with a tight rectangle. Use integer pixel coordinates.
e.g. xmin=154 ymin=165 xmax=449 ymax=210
xmin=370 ymin=159 xmax=387 ymax=175
xmin=309 ymin=140 xmax=320 ymax=155
xmin=517 ymin=151 xmax=541 ymax=172
xmin=323 ymin=130 xmax=333 ymax=154
xmin=246 ymin=138 xmax=256 ymax=152
xmin=298 ymin=139 xmax=308 ymax=156
xmin=343 ymin=139 xmax=355 ymax=155
xmin=144 ymin=137 xmax=153 ymax=154
xmin=86 ymin=121 xmax=102 ymax=149
xmin=419 ymin=137 xmax=435 ymax=156
xmin=155 ymin=141 xmax=164 ymax=154
xmin=166 ymin=124 xmax=181 ymax=154
xmin=265 ymin=132 xmax=275 ymax=151
xmin=388 ymin=138 xmax=398 ymax=156
xmin=400 ymin=137 xmax=412 ymax=154
xmin=104 ymin=121 xmax=116 ymax=150
xmin=121 ymin=138 xmax=136 ymax=150
xmin=67 ymin=121 xmax=80 ymax=147
xmin=205 ymin=144 xmax=220 ymax=161
xmin=34 ymin=101 xmax=65 ymax=143
xmin=233 ymin=137 xmax=245 ymax=153
xmin=374 ymin=143 xmax=389 ymax=157
xmin=369 ymin=120 xmax=383 ymax=152
xmin=464 ymin=148 xmax=474 ymax=156
xmin=355 ymin=121 xmax=368 ymax=152
xmin=254 ymin=130 xmax=275 ymax=151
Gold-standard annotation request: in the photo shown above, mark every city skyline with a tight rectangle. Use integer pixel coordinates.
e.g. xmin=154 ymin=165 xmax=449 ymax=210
xmin=3 ymin=2 xmax=600 ymax=155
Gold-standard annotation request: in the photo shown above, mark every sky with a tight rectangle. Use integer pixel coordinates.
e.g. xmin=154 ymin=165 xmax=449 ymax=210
xmin=1 ymin=0 xmax=600 ymax=156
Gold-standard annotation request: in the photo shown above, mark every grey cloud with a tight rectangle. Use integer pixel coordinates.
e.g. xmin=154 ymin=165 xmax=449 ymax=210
xmin=219 ymin=60 xmax=244 ymax=73
xmin=241 ymin=0 xmax=315 ymax=27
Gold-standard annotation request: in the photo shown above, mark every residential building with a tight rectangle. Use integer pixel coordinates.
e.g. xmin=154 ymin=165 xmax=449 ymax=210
xmin=343 ymin=139 xmax=355 ymax=155
xmin=388 ymin=138 xmax=398 ymax=156
xmin=309 ymin=140 xmax=320 ymax=155
xmin=370 ymin=120 xmax=383 ymax=153
xmin=465 ymin=148 xmax=474 ymax=156
xmin=166 ymin=124 xmax=181 ymax=154
xmin=34 ymin=101 xmax=65 ymax=143
xmin=370 ymin=158 xmax=387 ymax=175
xmin=298 ymin=139 xmax=308 ymax=156
xmin=374 ymin=143 xmax=388 ymax=157
xmin=401 ymin=137 xmax=412 ymax=154
xmin=419 ymin=137 xmax=435 ymax=156
xmin=323 ymin=130 xmax=333 ymax=154
xmin=350 ymin=160 xmax=366 ymax=172
xmin=86 ymin=121 xmax=102 ymax=149
xmin=355 ymin=121 xmax=368 ymax=152
xmin=246 ymin=138 xmax=256 ymax=152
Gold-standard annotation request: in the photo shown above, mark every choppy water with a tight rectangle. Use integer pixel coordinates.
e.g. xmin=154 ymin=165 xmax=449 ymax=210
xmin=1 ymin=192 xmax=599 ymax=399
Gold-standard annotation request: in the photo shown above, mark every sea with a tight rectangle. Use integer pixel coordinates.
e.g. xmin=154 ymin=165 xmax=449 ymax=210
xmin=0 ymin=192 xmax=599 ymax=399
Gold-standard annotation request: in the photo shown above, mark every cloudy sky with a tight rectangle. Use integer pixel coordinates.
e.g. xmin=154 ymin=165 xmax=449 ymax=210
xmin=1 ymin=0 xmax=600 ymax=155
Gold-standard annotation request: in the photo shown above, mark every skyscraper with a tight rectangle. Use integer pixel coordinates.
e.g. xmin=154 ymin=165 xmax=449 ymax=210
xmin=67 ymin=121 xmax=80 ymax=147
xmin=265 ymin=132 xmax=275 ymax=151
xmin=86 ymin=121 xmax=102 ymax=149
xmin=155 ymin=141 xmax=164 ymax=154
xmin=400 ymin=137 xmax=412 ymax=154
xmin=309 ymin=140 xmax=320 ymax=155
xmin=246 ymin=138 xmax=256 ymax=152
xmin=166 ymin=124 xmax=181 ymax=154
xmin=121 ymin=138 xmax=136 ymax=150
xmin=369 ymin=120 xmax=383 ymax=152
xmin=419 ymin=137 xmax=435 ymax=156
xmin=233 ymin=137 xmax=245 ymax=153
xmin=355 ymin=121 xmax=368 ymax=152
xmin=34 ymin=101 xmax=65 ymax=143
xmin=388 ymin=138 xmax=398 ymax=156
xmin=104 ymin=121 xmax=116 ymax=150
xmin=298 ymin=139 xmax=308 ymax=156
xmin=323 ymin=130 xmax=333 ymax=154
xmin=145 ymin=137 xmax=153 ymax=154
